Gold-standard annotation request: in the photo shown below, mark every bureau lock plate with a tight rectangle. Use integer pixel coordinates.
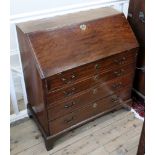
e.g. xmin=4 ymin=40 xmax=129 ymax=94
xmin=80 ymin=24 xmax=87 ymax=31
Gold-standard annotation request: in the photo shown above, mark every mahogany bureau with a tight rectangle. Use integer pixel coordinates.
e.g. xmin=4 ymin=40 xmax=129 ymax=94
xmin=16 ymin=7 xmax=139 ymax=150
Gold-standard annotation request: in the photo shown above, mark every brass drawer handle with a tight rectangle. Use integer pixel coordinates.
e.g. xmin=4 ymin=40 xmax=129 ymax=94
xmin=112 ymin=82 xmax=122 ymax=89
xmin=64 ymin=101 xmax=76 ymax=108
xmin=114 ymin=57 xmax=126 ymax=65
xmin=64 ymin=116 xmax=75 ymax=124
xmin=61 ymin=77 xmax=67 ymax=82
xmin=93 ymin=75 xmax=99 ymax=80
xmin=95 ymin=64 xmax=100 ymax=70
xmin=111 ymin=96 xmax=119 ymax=103
xmin=92 ymin=88 xmax=98 ymax=94
xmin=114 ymin=69 xmax=125 ymax=77
xmin=61 ymin=73 xmax=76 ymax=84
xmin=63 ymin=87 xmax=75 ymax=96
xmin=71 ymin=74 xmax=76 ymax=79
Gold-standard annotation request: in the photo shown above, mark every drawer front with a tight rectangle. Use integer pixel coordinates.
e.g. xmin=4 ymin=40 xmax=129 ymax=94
xmin=46 ymin=63 xmax=135 ymax=103
xmin=47 ymin=73 xmax=134 ymax=120
xmin=45 ymin=49 xmax=137 ymax=92
xmin=49 ymin=90 xmax=131 ymax=134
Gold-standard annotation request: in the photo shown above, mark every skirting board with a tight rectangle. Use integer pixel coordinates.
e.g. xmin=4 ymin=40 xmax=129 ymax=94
xmin=10 ymin=109 xmax=28 ymax=123
xmin=131 ymin=108 xmax=144 ymax=121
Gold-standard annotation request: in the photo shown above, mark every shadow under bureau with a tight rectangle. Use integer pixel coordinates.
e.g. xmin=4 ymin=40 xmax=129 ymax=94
xmin=16 ymin=7 xmax=139 ymax=150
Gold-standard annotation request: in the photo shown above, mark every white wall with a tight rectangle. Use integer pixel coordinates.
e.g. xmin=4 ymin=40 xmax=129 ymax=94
xmin=11 ymin=0 xmax=96 ymax=15
xmin=11 ymin=0 xmax=128 ymax=15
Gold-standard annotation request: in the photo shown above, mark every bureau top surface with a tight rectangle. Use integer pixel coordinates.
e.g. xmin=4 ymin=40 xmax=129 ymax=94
xmin=17 ymin=7 xmax=139 ymax=79
xmin=17 ymin=7 xmax=120 ymax=33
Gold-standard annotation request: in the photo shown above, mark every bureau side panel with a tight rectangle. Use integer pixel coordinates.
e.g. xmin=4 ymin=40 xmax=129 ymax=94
xmin=16 ymin=27 xmax=49 ymax=135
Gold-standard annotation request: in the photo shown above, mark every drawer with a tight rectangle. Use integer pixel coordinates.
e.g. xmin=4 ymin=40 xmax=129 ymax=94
xmin=49 ymin=90 xmax=131 ymax=134
xmin=45 ymin=49 xmax=137 ymax=92
xmin=47 ymin=73 xmax=134 ymax=120
xmin=46 ymin=63 xmax=136 ymax=103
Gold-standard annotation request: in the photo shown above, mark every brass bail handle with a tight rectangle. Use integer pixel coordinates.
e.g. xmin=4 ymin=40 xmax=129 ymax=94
xmin=80 ymin=24 xmax=87 ymax=31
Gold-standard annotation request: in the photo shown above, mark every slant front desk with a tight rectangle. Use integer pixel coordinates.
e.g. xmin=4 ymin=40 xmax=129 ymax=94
xmin=16 ymin=7 xmax=139 ymax=150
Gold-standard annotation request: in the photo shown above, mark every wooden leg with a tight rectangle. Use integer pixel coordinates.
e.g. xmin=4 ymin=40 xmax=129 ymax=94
xmin=27 ymin=103 xmax=55 ymax=150
xmin=122 ymin=99 xmax=133 ymax=111
xmin=44 ymin=137 xmax=55 ymax=151
xmin=123 ymin=104 xmax=131 ymax=111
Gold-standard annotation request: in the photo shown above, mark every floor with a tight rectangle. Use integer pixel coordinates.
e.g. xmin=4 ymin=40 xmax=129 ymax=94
xmin=10 ymin=109 xmax=143 ymax=155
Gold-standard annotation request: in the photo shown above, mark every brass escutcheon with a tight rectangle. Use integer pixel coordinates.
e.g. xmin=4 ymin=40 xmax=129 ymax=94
xmin=80 ymin=24 xmax=87 ymax=31
xmin=93 ymin=103 xmax=97 ymax=108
